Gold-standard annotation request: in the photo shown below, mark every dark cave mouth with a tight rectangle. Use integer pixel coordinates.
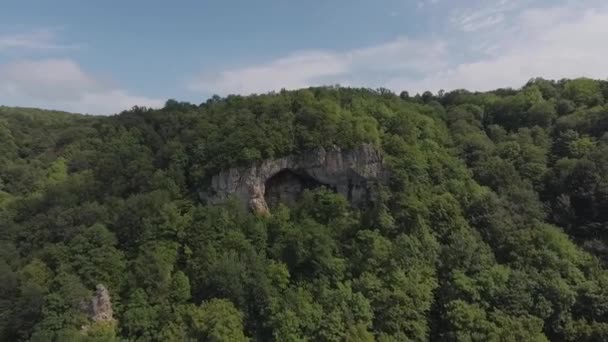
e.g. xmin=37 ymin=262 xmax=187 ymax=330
xmin=264 ymin=169 xmax=331 ymax=208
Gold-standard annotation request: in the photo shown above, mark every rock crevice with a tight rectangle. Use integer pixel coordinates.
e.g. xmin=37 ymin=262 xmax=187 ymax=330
xmin=201 ymin=144 xmax=387 ymax=214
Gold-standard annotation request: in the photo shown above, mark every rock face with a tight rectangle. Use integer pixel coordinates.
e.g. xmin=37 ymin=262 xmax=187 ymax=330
xmin=88 ymin=284 xmax=114 ymax=323
xmin=201 ymin=144 xmax=387 ymax=214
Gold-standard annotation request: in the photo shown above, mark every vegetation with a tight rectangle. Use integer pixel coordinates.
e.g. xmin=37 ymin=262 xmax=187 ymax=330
xmin=1 ymin=78 xmax=608 ymax=341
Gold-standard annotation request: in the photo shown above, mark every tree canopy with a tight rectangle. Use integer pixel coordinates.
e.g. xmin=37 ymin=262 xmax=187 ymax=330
xmin=2 ymin=78 xmax=608 ymax=341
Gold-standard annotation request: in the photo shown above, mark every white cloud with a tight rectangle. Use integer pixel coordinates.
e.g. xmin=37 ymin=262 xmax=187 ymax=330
xmin=418 ymin=0 xmax=440 ymax=9
xmin=188 ymin=51 xmax=349 ymax=95
xmin=449 ymin=0 xmax=517 ymax=32
xmin=0 ymin=59 xmax=163 ymax=115
xmin=350 ymin=37 xmax=447 ymax=72
xmin=460 ymin=13 xmax=505 ymax=32
xmin=392 ymin=3 xmax=608 ymax=93
xmin=0 ymin=29 xmax=76 ymax=52
xmin=189 ymin=1 xmax=608 ymax=97
xmin=188 ymin=37 xmax=447 ymax=95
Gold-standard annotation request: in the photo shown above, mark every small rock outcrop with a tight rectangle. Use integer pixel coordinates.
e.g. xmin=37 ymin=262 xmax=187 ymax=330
xmin=200 ymin=144 xmax=387 ymax=214
xmin=88 ymin=284 xmax=114 ymax=323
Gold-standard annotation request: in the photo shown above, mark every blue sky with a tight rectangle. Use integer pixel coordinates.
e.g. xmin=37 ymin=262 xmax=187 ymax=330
xmin=0 ymin=0 xmax=607 ymax=114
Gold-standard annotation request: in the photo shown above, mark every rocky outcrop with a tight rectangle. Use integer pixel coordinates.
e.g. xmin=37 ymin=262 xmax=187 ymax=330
xmin=88 ymin=284 xmax=114 ymax=323
xmin=200 ymin=144 xmax=387 ymax=214
xmin=80 ymin=284 xmax=115 ymax=334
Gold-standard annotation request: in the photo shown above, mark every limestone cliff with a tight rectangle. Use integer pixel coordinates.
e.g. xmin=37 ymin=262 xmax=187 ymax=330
xmin=80 ymin=284 xmax=115 ymax=334
xmin=200 ymin=144 xmax=387 ymax=214
xmin=88 ymin=284 xmax=114 ymax=323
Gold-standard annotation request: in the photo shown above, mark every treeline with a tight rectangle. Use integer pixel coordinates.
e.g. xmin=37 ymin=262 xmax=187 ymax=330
xmin=1 ymin=79 xmax=608 ymax=341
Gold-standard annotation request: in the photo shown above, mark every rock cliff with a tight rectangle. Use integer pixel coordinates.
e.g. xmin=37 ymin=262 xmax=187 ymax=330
xmin=80 ymin=284 xmax=115 ymax=333
xmin=200 ymin=144 xmax=387 ymax=214
xmin=88 ymin=284 xmax=114 ymax=323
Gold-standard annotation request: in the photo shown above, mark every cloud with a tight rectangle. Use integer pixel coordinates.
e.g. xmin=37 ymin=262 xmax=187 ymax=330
xmin=0 ymin=59 xmax=163 ymax=114
xmin=0 ymin=29 xmax=76 ymax=52
xmin=188 ymin=51 xmax=349 ymax=95
xmin=418 ymin=0 xmax=440 ymax=9
xmin=188 ymin=37 xmax=447 ymax=95
xmin=459 ymin=13 xmax=505 ymax=32
xmin=449 ymin=0 xmax=517 ymax=32
xmin=392 ymin=2 xmax=608 ymax=92
xmin=190 ymin=1 xmax=608 ymax=97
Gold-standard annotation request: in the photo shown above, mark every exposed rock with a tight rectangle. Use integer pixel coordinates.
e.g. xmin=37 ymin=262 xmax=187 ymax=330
xmin=248 ymin=183 xmax=270 ymax=216
xmin=88 ymin=284 xmax=114 ymax=323
xmin=200 ymin=144 xmax=387 ymax=214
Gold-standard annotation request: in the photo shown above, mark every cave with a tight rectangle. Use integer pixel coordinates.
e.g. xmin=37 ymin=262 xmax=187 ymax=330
xmin=264 ymin=169 xmax=329 ymax=208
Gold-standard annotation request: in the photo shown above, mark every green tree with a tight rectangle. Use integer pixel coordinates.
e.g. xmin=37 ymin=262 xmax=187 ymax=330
xmin=188 ymin=299 xmax=248 ymax=342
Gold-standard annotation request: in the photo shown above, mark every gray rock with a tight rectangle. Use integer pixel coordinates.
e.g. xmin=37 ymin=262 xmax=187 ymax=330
xmin=200 ymin=144 xmax=387 ymax=214
xmin=88 ymin=284 xmax=114 ymax=323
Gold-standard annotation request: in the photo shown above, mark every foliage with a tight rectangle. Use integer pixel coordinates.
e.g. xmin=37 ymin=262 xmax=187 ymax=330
xmin=2 ymin=80 xmax=608 ymax=340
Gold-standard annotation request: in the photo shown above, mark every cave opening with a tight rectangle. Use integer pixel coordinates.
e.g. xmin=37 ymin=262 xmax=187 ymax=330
xmin=264 ymin=169 xmax=330 ymax=209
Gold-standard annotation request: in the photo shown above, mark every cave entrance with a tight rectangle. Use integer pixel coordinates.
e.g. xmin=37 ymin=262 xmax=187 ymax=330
xmin=264 ymin=169 xmax=328 ymax=209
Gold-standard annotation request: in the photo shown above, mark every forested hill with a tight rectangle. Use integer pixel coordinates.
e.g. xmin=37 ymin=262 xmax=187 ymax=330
xmin=2 ymin=78 xmax=608 ymax=341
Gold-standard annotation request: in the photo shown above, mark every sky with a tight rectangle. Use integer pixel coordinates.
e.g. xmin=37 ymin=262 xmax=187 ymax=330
xmin=0 ymin=0 xmax=607 ymax=115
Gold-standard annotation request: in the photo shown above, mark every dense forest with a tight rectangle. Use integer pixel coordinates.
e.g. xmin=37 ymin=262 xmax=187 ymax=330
xmin=2 ymin=77 xmax=608 ymax=341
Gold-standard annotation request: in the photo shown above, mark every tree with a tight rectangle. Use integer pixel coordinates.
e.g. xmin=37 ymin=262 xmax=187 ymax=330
xmin=188 ymin=299 xmax=248 ymax=341
xmin=564 ymin=78 xmax=603 ymax=106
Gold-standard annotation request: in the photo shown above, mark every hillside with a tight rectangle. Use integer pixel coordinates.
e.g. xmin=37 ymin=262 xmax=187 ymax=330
xmin=2 ymin=78 xmax=608 ymax=341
